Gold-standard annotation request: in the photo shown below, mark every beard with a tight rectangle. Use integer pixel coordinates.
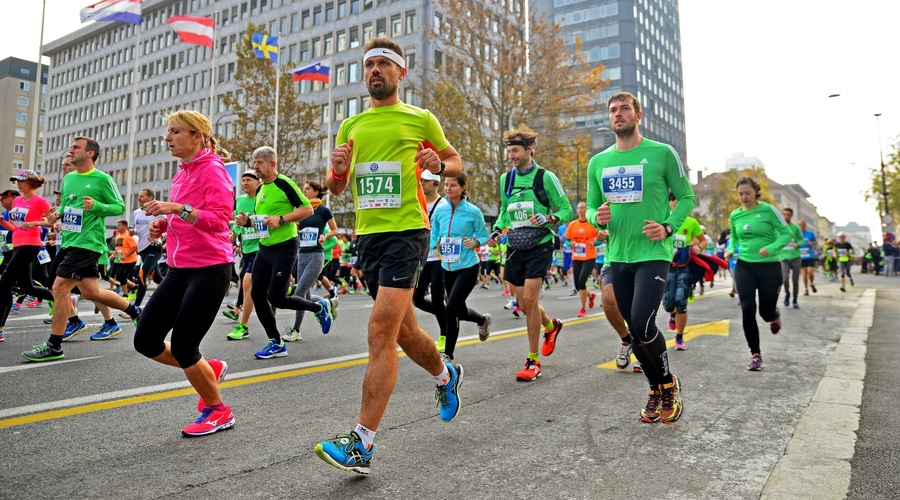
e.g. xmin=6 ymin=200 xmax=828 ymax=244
xmin=613 ymin=122 xmax=637 ymax=138
xmin=367 ymin=79 xmax=398 ymax=100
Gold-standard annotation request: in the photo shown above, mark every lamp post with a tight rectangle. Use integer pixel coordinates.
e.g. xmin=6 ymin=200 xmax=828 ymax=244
xmin=214 ymin=112 xmax=239 ymax=141
xmin=874 ymin=113 xmax=891 ymax=230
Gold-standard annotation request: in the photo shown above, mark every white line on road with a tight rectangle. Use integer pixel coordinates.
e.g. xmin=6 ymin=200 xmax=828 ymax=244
xmin=0 ymin=356 xmax=104 ymax=375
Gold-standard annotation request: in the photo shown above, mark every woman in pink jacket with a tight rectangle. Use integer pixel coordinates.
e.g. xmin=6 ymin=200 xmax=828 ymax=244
xmin=134 ymin=109 xmax=236 ymax=437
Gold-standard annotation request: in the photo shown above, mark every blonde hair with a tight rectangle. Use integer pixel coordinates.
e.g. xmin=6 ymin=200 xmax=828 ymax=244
xmin=163 ymin=109 xmax=231 ymax=161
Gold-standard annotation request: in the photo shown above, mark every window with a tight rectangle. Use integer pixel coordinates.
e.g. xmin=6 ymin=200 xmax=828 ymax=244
xmin=336 ymin=64 xmax=346 ymax=85
xmin=392 ymin=15 xmax=402 ymax=36
xmin=376 ymin=18 xmax=386 ymax=37
xmin=16 ymin=112 xmax=27 ymax=123
xmin=12 ymin=161 xmax=24 ymax=170
xmin=348 ymin=61 xmax=359 ymax=82
xmin=13 ymin=144 xmax=25 ymax=154
xmin=351 ymin=0 xmax=359 ymax=14
xmin=337 ymin=31 xmax=347 ymax=52
xmin=326 ymin=3 xmax=334 ymax=21
xmin=405 ymin=11 xmax=416 ymax=33
xmin=17 ymin=96 xmax=28 ymax=106
xmin=348 ymin=97 xmax=358 ymax=117
xmin=349 ymin=27 xmax=360 ymax=48
xmin=335 ymin=100 xmax=345 ymax=121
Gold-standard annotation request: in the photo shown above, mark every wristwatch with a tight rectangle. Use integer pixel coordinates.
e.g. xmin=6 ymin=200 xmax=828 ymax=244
xmin=662 ymin=223 xmax=674 ymax=237
xmin=279 ymin=215 xmax=286 ymax=226
xmin=179 ymin=204 xmax=193 ymax=221
xmin=436 ymin=161 xmax=446 ymax=176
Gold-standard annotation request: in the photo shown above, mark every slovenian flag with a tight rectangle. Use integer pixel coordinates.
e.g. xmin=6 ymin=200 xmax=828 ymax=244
xmin=291 ymin=61 xmax=330 ymax=83
xmin=166 ymin=15 xmax=214 ymax=48
xmin=80 ymin=0 xmax=142 ymax=25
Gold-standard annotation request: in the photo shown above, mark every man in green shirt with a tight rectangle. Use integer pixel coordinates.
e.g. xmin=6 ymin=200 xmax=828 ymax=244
xmin=223 ymin=170 xmax=261 ymax=340
xmin=662 ymin=192 xmax=706 ymax=351
xmin=779 ymin=207 xmax=803 ymax=309
xmin=315 ymin=36 xmax=463 ymax=475
xmin=587 ymin=92 xmax=694 ymax=424
xmin=488 ymin=126 xmax=572 ymax=382
xmin=22 ymin=137 xmax=141 ymax=362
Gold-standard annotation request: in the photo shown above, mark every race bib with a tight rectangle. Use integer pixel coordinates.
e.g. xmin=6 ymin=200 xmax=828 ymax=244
xmin=573 ymin=243 xmax=587 ymax=258
xmin=597 ymin=244 xmax=606 ymax=256
xmin=440 ymin=237 xmax=463 ymax=263
xmin=601 ymin=165 xmax=643 ymax=203
xmin=243 ymin=215 xmax=269 ymax=240
xmin=800 ymin=247 xmax=812 ymax=259
xmin=298 ymin=227 xmax=319 ymax=247
xmin=837 ymin=248 xmax=848 ymax=257
xmin=508 ymin=201 xmax=535 ymax=229
xmin=61 ymin=207 xmax=84 ymax=233
xmin=37 ymin=248 xmax=51 ymax=264
xmin=356 ymin=161 xmax=401 ymax=209
xmin=673 ymin=233 xmax=687 ymax=249
xmin=428 ymin=246 xmax=440 ymax=259
xmin=8 ymin=207 xmax=28 ymax=227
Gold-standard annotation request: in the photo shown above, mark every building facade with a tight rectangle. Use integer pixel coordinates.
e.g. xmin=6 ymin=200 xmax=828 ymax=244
xmin=535 ymin=0 xmax=687 ymax=164
xmin=42 ymin=0 xmax=435 ymax=217
xmin=0 ymin=57 xmax=48 ymax=181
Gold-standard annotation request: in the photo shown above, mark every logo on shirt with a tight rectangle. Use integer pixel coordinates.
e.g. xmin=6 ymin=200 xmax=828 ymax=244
xmin=640 ymin=159 xmax=648 ymax=164
xmin=369 ymin=163 xmax=379 ymax=172
xmin=85 ymin=184 xmax=91 ymax=188
xmin=618 ymin=167 xmax=626 ymax=174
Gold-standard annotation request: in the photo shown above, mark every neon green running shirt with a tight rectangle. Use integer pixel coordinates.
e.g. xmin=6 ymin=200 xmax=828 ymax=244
xmin=726 ymin=202 xmax=792 ymax=263
xmin=335 ymin=102 xmax=450 ymax=235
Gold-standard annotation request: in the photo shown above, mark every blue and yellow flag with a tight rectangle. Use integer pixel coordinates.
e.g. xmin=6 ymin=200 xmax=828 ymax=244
xmin=252 ymin=32 xmax=278 ymax=62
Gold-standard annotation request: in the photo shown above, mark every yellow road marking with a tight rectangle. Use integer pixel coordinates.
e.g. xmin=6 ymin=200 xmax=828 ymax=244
xmin=598 ymin=319 xmax=730 ymax=370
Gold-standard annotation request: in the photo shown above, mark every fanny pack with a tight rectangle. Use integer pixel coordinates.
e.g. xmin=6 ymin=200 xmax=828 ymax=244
xmin=507 ymin=226 xmax=549 ymax=251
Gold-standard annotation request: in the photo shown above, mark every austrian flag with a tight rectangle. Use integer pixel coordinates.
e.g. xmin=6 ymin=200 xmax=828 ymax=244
xmin=166 ymin=15 xmax=215 ymax=48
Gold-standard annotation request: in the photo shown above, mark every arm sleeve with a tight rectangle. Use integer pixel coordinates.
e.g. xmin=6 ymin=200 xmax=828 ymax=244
xmin=763 ymin=206 xmax=792 ymax=255
xmin=193 ymin=170 xmax=236 ymax=234
xmin=545 ymin=171 xmax=573 ymax=224
xmin=429 ymin=210 xmax=442 ymax=250
xmin=726 ymin=213 xmax=737 ymax=254
xmin=90 ymin=176 xmax=126 ymax=217
xmin=662 ymin=147 xmax=695 ymax=231
xmin=471 ymin=205 xmax=490 ymax=242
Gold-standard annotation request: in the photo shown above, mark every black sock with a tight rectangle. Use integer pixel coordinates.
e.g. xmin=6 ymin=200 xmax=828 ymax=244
xmin=48 ymin=335 xmax=62 ymax=349
xmin=69 ymin=315 xmax=81 ymax=324
xmin=125 ymin=304 xmax=139 ymax=317
xmin=105 ymin=318 xmax=117 ymax=326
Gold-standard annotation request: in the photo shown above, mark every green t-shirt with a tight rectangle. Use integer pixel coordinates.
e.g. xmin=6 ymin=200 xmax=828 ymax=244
xmin=726 ymin=202 xmax=792 ymax=263
xmin=779 ymin=222 xmax=803 ymax=261
xmin=58 ymin=168 xmax=125 ymax=255
xmin=234 ymin=194 xmax=260 ymax=254
xmin=322 ymin=235 xmax=338 ymax=257
xmin=585 ymin=138 xmax=695 ymax=264
xmin=335 ymin=102 xmax=450 ymax=235
xmin=672 ymin=215 xmax=703 ymax=263
xmin=493 ymin=163 xmax=573 ymax=246
xmin=254 ymin=174 xmax=310 ymax=247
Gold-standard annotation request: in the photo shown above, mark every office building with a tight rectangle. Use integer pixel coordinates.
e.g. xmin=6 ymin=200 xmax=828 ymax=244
xmin=0 ymin=57 xmax=48 ymax=180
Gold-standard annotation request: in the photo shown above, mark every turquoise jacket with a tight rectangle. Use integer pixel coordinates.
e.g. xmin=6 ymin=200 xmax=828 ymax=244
xmin=430 ymin=198 xmax=490 ymax=272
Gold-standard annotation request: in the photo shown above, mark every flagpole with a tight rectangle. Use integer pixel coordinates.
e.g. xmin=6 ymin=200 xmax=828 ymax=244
xmin=29 ymin=0 xmax=47 ymax=173
xmin=209 ymin=10 xmax=218 ymax=126
xmin=325 ymin=58 xmax=333 ymax=208
xmin=273 ymin=32 xmax=281 ymax=155
xmin=125 ymin=25 xmax=143 ymax=220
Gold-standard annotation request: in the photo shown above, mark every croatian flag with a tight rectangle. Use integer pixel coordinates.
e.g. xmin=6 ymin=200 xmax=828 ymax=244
xmin=291 ymin=61 xmax=330 ymax=83
xmin=166 ymin=15 xmax=214 ymax=47
xmin=80 ymin=0 xmax=142 ymax=25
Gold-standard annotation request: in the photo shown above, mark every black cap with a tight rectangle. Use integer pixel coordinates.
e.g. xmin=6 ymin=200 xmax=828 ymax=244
xmin=0 ymin=189 xmax=20 ymax=198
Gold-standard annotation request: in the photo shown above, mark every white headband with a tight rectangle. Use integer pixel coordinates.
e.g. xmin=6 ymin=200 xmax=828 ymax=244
xmin=364 ymin=48 xmax=406 ymax=69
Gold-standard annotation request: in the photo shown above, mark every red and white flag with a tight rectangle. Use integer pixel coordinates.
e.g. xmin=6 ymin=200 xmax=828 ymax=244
xmin=166 ymin=15 xmax=214 ymax=47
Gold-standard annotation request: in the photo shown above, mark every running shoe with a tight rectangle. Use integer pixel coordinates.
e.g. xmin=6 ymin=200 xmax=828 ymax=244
xmin=0 ymin=330 xmax=5 ymax=342
xmin=569 ymin=289 xmax=578 ymax=296
xmin=313 ymin=299 xmax=333 ymax=334
xmin=850 ymin=277 xmax=855 ymax=287
xmin=543 ymin=281 xmax=551 ymax=291
xmin=314 ymin=432 xmax=373 ymax=475
xmin=287 ymin=284 xmax=297 ymax=297
xmin=804 ymin=290 xmax=809 ymax=296
xmin=747 ymin=353 xmax=762 ymax=371
xmin=667 ymin=313 xmax=676 ymax=331
xmin=435 ymin=362 xmax=463 ymax=422
xmin=222 ymin=309 xmax=239 ymax=321
xmin=811 ymin=284 xmax=817 ymax=293
xmin=541 ymin=318 xmax=563 ymax=356
xmin=329 ymin=296 xmax=339 ymax=321
xmin=615 ymin=343 xmax=632 ymax=370
xmin=512 ymin=306 xmax=522 ymax=318
xmin=26 ymin=298 xmax=41 ymax=308
xmin=197 ymin=359 xmax=229 ymax=411
xmin=61 ymin=320 xmax=88 ymax=341
xmin=840 ymin=286 xmax=846 ymax=292
xmin=254 ymin=338 xmax=287 ymax=359
xmin=515 ymin=358 xmax=541 ymax=381
xmin=588 ymin=292 xmax=596 ymax=309
xmin=793 ymin=301 xmax=799 ymax=309
xmin=481 ymin=283 xmax=489 ymax=290
xmin=633 ymin=362 xmax=643 ymax=373
xmin=674 ymin=336 xmax=686 ymax=351
xmin=503 ymin=299 xmax=517 ymax=310
xmin=659 ymin=374 xmax=683 ymax=424
xmin=21 ymin=342 xmax=64 ymax=362
xmin=10 ymin=303 xmax=20 ymax=313
xmin=501 ymin=289 xmax=510 ymax=296
xmin=282 ymin=326 xmax=301 ymax=342
xmin=478 ymin=313 xmax=492 ymax=341
xmin=90 ymin=322 xmax=122 ymax=340
xmin=577 ymin=309 xmax=587 ymax=318
xmin=130 ymin=305 xmax=142 ymax=326
xmin=729 ymin=290 xmax=735 ymax=298
xmin=126 ymin=291 xmax=137 ymax=301
xmin=770 ymin=318 xmax=782 ymax=334
xmin=784 ymin=292 xmax=790 ymax=307
xmin=439 ymin=352 xmax=452 ymax=363
xmin=640 ymin=388 xmax=662 ymax=423
xmin=227 ymin=324 xmax=250 ymax=340
xmin=182 ymin=405 xmax=235 ymax=437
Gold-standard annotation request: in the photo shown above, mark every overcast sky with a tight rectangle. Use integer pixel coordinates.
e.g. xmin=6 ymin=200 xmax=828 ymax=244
xmin=3 ymin=1 xmax=897 ymax=240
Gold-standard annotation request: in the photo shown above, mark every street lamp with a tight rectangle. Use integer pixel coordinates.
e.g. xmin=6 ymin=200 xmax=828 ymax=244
xmin=214 ymin=112 xmax=239 ymax=141
xmin=874 ymin=113 xmax=891 ymax=229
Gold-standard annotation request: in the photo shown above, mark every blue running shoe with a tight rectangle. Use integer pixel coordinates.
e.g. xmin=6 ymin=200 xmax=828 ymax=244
xmin=313 ymin=298 xmax=333 ymax=334
xmin=435 ymin=362 xmax=463 ymax=422
xmin=90 ymin=322 xmax=122 ymax=340
xmin=254 ymin=338 xmax=287 ymax=359
xmin=314 ymin=431 xmax=373 ymax=475
xmin=61 ymin=320 xmax=88 ymax=341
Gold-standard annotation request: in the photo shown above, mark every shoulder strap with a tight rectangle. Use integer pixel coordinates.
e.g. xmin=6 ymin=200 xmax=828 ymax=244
xmin=533 ymin=168 xmax=550 ymax=207
xmin=504 ymin=170 xmax=516 ymax=200
xmin=272 ymin=177 xmax=306 ymax=208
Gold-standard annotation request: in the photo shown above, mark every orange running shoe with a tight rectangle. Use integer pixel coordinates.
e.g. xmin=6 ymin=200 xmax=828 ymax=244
xmin=541 ymin=318 xmax=563 ymax=356
xmin=515 ymin=358 xmax=541 ymax=381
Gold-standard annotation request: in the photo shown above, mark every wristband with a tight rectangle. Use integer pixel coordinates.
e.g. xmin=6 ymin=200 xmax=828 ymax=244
xmin=279 ymin=215 xmax=286 ymax=225
xmin=331 ymin=169 xmax=346 ymax=181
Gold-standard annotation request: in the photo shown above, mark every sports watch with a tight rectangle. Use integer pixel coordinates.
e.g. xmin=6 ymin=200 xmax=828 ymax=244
xmin=179 ymin=204 xmax=193 ymax=221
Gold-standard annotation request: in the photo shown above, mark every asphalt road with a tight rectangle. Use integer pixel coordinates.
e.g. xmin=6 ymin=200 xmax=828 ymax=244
xmin=0 ymin=269 xmax=895 ymax=499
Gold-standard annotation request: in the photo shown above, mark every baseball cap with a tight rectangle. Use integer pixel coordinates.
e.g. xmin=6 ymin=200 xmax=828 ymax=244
xmin=9 ymin=170 xmax=40 ymax=182
xmin=241 ymin=170 xmax=259 ymax=180
xmin=421 ymin=170 xmax=441 ymax=182
xmin=0 ymin=189 xmax=19 ymax=198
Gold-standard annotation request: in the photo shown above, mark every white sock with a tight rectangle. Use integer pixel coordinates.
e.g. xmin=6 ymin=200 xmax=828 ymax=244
xmin=354 ymin=423 xmax=375 ymax=450
xmin=434 ymin=364 xmax=451 ymax=386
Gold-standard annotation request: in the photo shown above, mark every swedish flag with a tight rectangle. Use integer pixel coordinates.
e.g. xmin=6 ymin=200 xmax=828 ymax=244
xmin=252 ymin=32 xmax=278 ymax=62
